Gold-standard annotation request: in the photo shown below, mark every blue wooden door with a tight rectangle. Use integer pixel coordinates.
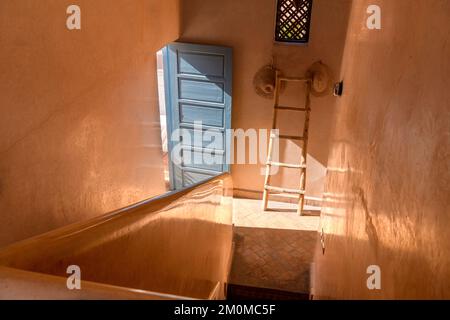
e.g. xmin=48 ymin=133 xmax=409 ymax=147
xmin=163 ymin=43 xmax=232 ymax=190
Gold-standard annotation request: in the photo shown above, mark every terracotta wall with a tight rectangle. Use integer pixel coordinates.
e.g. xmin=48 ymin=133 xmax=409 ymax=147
xmin=0 ymin=0 xmax=180 ymax=247
xmin=313 ymin=0 xmax=450 ymax=299
xmin=180 ymin=0 xmax=352 ymax=200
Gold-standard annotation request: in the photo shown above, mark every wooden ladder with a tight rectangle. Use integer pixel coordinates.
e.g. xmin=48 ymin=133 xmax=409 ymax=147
xmin=262 ymin=71 xmax=312 ymax=215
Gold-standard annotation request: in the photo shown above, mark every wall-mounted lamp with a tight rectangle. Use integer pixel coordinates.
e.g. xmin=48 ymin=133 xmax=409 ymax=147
xmin=334 ymin=81 xmax=344 ymax=97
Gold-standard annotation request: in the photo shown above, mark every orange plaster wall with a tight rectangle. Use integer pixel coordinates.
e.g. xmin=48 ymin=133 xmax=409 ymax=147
xmin=0 ymin=0 xmax=180 ymax=247
xmin=313 ymin=0 xmax=450 ymax=299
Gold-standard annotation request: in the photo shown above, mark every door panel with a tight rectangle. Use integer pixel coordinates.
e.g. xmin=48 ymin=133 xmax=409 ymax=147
xmin=164 ymin=43 xmax=232 ymax=190
xmin=182 ymin=149 xmax=224 ymax=172
xmin=179 ymin=104 xmax=225 ymax=127
xmin=179 ymin=79 xmax=225 ymax=103
xmin=180 ymin=129 xmax=224 ymax=150
xmin=182 ymin=171 xmax=215 ymax=188
xmin=178 ymin=52 xmax=225 ymax=77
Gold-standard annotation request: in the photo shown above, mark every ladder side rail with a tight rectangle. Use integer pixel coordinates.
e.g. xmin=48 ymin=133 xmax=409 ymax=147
xmin=262 ymin=71 xmax=282 ymax=211
xmin=297 ymin=80 xmax=312 ymax=215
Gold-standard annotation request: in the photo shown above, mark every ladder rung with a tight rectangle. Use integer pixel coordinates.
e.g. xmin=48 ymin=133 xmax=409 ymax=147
xmin=275 ymin=106 xmax=308 ymax=112
xmin=278 ymin=135 xmax=306 ymax=141
xmin=268 ymin=161 xmax=307 ymax=169
xmin=264 ymin=185 xmax=306 ymax=195
xmin=279 ymin=77 xmax=311 ymax=83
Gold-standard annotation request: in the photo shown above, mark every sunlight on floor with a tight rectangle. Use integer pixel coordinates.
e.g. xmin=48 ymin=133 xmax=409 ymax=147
xmin=233 ymin=198 xmax=320 ymax=231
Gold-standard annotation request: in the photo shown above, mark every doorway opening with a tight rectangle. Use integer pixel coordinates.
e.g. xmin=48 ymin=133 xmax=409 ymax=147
xmin=156 ymin=49 xmax=170 ymax=191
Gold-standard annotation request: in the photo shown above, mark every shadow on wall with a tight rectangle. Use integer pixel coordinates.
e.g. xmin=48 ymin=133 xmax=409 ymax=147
xmin=312 ymin=232 xmax=438 ymax=299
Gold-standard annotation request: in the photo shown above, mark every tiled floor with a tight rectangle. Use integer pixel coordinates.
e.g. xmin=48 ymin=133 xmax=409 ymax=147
xmin=229 ymin=198 xmax=320 ymax=294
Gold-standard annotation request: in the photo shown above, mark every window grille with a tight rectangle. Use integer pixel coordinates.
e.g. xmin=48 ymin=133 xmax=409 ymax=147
xmin=275 ymin=0 xmax=313 ymax=44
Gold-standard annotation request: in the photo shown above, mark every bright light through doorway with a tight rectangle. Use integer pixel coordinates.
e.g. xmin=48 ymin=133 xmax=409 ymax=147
xmin=156 ymin=49 xmax=170 ymax=190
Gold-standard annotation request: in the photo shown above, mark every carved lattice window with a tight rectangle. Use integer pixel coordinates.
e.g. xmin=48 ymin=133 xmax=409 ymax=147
xmin=275 ymin=0 xmax=313 ymax=44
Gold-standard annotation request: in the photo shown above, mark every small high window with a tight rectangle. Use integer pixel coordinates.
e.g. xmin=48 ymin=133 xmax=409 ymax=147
xmin=275 ymin=0 xmax=313 ymax=44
